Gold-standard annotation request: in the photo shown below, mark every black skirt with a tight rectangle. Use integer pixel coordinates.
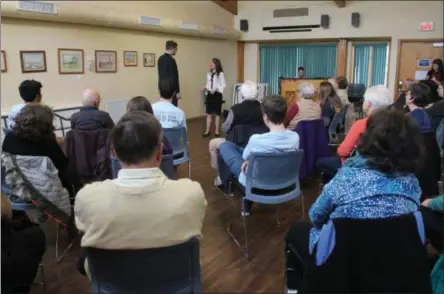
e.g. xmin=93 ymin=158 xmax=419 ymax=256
xmin=206 ymin=92 xmax=223 ymax=115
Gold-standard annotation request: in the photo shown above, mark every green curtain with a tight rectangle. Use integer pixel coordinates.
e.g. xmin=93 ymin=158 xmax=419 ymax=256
xmin=259 ymin=43 xmax=337 ymax=95
xmin=371 ymin=43 xmax=388 ymax=86
xmin=353 ymin=43 xmax=388 ymax=87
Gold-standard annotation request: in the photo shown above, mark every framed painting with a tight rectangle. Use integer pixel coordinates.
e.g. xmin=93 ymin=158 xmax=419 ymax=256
xmin=58 ymin=48 xmax=84 ymax=74
xmin=95 ymin=50 xmax=117 ymax=73
xmin=20 ymin=50 xmax=47 ymax=73
xmin=1 ymin=51 xmax=6 ymax=72
xmin=123 ymin=51 xmax=138 ymax=67
xmin=143 ymin=53 xmax=155 ymax=67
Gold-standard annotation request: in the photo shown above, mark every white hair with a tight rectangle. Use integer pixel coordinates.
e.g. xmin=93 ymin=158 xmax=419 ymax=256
xmin=82 ymin=89 xmax=101 ymax=107
xmin=298 ymin=82 xmax=315 ymax=99
xmin=363 ymin=85 xmax=391 ymax=110
xmin=239 ymin=81 xmax=258 ymax=102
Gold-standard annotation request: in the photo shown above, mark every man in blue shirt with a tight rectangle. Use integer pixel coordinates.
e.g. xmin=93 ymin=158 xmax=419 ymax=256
xmin=219 ymin=95 xmax=300 ymax=215
xmin=7 ymin=80 xmax=43 ymax=129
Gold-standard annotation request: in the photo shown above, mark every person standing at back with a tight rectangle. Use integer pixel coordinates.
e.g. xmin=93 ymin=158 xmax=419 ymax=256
xmin=157 ymin=40 xmax=181 ymax=106
xmin=152 ymin=79 xmax=186 ymax=129
xmin=297 ymin=67 xmax=305 ymax=79
xmin=7 ymin=80 xmax=43 ymax=129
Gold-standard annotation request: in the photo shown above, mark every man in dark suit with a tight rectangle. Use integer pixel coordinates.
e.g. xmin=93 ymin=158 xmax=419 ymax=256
xmin=157 ymin=40 xmax=181 ymax=106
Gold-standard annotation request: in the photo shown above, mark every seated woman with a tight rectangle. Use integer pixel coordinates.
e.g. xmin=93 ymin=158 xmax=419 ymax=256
xmin=1 ymin=193 xmax=46 ymax=294
xmin=126 ymin=96 xmax=173 ymax=155
xmin=329 ymin=76 xmax=355 ymax=133
xmin=2 ymin=104 xmax=77 ymax=197
xmin=284 ymin=83 xmax=321 ymax=130
xmin=424 ymin=79 xmax=444 ymax=132
xmin=285 ymin=108 xmax=426 ymax=293
xmin=318 ymin=81 xmax=342 ymax=127
xmin=315 ymin=85 xmax=392 ymax=178
xmin=406 ymin=82 xmax=441 ymax=199
xmin=219 ymin=95 xmax=300 ymax=215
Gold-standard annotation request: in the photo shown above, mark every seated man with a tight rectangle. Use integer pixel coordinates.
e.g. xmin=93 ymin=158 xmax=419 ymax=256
xmin=219 ymin=95 xmax=300 ymax=215
xmin=285 ymin=82 xmax=321 ymax=130
xmin=74 ymin=111 xmax=206 ymax=275
xmin=153 ymin=79 xmax=186 ymax=129
xmin=70 ymin=89 xmax=114 ymax=131
xmin=7 ymin=79 xmax=43 ymax=129
xmin=315 ymin=85 xmax=392 ymax=179
xmin=209 ymin=81 xmax=266 ymax=184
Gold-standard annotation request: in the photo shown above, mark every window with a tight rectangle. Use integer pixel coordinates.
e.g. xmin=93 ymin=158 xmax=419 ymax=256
xmin=350 ymin=42 xmax=389 ymax=87
xmin=260 ymin=43 xmax=337 ymax=94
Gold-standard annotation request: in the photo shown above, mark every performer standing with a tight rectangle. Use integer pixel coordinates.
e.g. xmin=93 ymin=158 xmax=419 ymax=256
xmin=203 ymin=58 xmax=226 ymax=137
xmin=157 ymin=40 xmax=181 ymax=106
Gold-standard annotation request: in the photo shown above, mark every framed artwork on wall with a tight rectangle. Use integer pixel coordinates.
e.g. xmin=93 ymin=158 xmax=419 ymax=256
xmin=58 ymin=48 xmax=84 ymax=74
xmin=20 ymin=50 xmax=47 ymax=73
xmin=143 ymin=53 xmax=155 ymax=67
xmin=123 ymin=51 xmax=138 ymax=67
xmin=1 ymin=51 xmax=6 ymax=72
xmin=95 ymin=50 xmax=117 ymax=73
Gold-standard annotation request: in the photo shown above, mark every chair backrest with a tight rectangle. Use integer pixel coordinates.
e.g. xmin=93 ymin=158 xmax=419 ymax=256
xmin=347 ymin=83 xmax=366 ymax=103
xmin=304 ymin=214 xmax=431 ymax=293
xmin=163 ymin=128 xmax=189 ymax=159
xmin=328 ymin=104 xmax=349 ymax=143
xmin=85 ymin=237 xmax=201 ymax=294
xmin=111 ymin=156 xmax=175 ymax=180
xmin=226 ymin=124 xmax=268 ymax=148
xmin=245 ymin=150 xmax=304 ymax=203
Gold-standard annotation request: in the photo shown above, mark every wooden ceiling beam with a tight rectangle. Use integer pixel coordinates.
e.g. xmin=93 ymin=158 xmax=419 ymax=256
xmin=212 ymin=0 xmax=238 ymax=15
xmin=333 ymin=1 xmax=346 ymax=8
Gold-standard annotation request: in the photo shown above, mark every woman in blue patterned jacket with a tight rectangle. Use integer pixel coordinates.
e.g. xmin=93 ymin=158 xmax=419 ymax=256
xmin=285 ymin=108 xmax=426 ymax=293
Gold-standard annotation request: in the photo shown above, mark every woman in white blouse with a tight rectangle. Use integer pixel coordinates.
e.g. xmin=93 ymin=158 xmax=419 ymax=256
xmin=203 ymin=58 xmax=226 ymax=137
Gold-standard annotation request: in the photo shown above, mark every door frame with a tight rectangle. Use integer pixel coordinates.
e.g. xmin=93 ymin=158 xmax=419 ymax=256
xmin=394 ymin=38 xmax=444 ymax=99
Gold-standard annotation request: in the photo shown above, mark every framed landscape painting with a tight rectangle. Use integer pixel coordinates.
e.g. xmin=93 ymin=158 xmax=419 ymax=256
xmin=95 ymin=50 xmax=117 ymax=73
xmin=20 ymin=50 xmax=47 ymax=73
xmin=123 ymin=51 xmax=138 ymax=67
xmin=143 ymin=53 xmax=155 ymax=67
xmin=1 ymin=51 xmax=6 ymax=72
xmin=58 ymin=48 xmax=84 ymax=74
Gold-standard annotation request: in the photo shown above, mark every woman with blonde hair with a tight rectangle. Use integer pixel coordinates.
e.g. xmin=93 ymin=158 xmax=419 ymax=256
xmin=319 ymin=81 xmax=342 ymax=127
xmin=329 ymin=76 xmax=355 ymax=133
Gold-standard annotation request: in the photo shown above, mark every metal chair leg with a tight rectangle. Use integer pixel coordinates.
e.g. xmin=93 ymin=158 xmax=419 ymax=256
xmin=188 ymin=160 xmax=191 ymax=179
xmin=55 ymin=223 xmax=78 ymax=263
xmin=301 ymin=192 xmax=306 ymax=220
xmin=40 ymin=264 xmax=47 ymax=293
xmin=227 ymin=198 xmax=249 ymax=258
xmin=276 ymin=204 xmax=282 ymax=225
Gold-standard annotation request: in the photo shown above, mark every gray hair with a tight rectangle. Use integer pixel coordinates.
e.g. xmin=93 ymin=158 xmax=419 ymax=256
xmin=298 ymin=82 xmax=315 ymax=99
xmin=363 ymin=85 xmax=391 ymax=110
xmin=239 ymin=81 xmax=258 ymax=102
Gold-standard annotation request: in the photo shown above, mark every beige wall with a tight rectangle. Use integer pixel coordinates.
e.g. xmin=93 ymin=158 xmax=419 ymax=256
xmin=237 ymin=0 xmax=444 ymax=98
xmin=1 ymin=1 xmax=237 ymax=118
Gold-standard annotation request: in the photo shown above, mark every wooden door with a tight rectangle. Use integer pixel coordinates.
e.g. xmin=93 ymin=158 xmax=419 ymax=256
xmin=395 ymin=39 xmax=444 ymax=99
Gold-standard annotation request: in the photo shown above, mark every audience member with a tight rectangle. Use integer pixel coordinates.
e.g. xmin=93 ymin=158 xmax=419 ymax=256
xmin=70 ymin=89 xmax=114 ymax=131
xmin=286 ymin=109 xmax=425 ymax=292
xmin=2 ymin=104 xmax=77 ymax=196
xmin=74 ymin=111 xmax=206 ymax=276
xmin=427 ymin=58 xmax=443 ymax=82
xmin=285 ymin=83 xmax=321 ymax=130
xmin=209 ymin=81 xmax=266 ymax=185
xmin=153 ymin=79 xmax=186 ymax=129
xmin=1 ymin=193 xmax=46 ymax=294
xmin=318 ymin=81 xmax=342 ymax=127
xmin=406 ymin=82 xmax=433 ymax=133
xmin=7 ymin=80 xmax=42 ymax=129
xmin=392 ymin=78 xmax=414 ymax=111
xmin=316 ymin=85 xmax=391 ymax=178
xmin=219 ymin=95 xmax=299 ymax=214
xmin=126 ymin=96 xmax=172 ymax=155
xmin=424 ymin=80 xmax=444 ymax=132
xmin=330 ymin=76 xmax=355 ymax=133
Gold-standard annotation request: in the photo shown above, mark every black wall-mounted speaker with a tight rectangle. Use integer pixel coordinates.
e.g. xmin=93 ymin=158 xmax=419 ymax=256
xmin=320 ymin=14 xmax=330 ymax=29
xmin=351 ymin=12 xmax=360 ymax=28
xmin=240 ymin=19 xmax=249 ymax=32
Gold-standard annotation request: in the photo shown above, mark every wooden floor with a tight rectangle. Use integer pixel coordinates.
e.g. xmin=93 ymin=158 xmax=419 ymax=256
xmin=31 ymin=119 xmax=321 ymax=294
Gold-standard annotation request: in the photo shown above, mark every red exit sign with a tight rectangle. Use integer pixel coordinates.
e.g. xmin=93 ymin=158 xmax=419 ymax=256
xmin=420 ymin=22 xmax=434 ymax=31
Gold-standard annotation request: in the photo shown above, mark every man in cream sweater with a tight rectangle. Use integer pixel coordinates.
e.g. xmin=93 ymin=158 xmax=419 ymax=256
xmin=74 ymin=111 xmax=206 ymax=260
